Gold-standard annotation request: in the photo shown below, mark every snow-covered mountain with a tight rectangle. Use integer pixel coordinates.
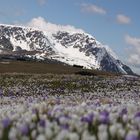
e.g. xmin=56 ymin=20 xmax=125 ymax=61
xmin=0 ymin=23 xmax=133 ymax=74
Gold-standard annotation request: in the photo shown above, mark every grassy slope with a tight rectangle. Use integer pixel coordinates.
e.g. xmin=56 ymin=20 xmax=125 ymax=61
xmin=0 ymin=60 xmax=120 ymax=76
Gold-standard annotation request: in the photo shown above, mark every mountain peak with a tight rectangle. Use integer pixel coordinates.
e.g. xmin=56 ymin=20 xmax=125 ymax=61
xmin=0 ymin=23 xmax=134 ymax=74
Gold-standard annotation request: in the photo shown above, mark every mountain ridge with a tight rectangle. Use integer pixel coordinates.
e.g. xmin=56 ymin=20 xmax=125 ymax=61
xmin=0 ymin=23 xmax=134 ymax=74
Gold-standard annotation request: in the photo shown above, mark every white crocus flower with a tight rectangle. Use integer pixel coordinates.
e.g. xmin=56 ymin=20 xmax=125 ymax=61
xmin=98 ymin=131 xmax=108 ymax=140
xmin=127 ymin=104 xmax=137 ymax=115
xmin=36 ymin=134 xmax=46 ymax=140
xmin=82 ymin=130 xmax=96 ymax=140
xmin=31 ymin=114 xmax=37 ymax=121
xmin=21 ymin=136 xmax=30 ymax=140
xmin=81 ymin=102 xmax=87 ymax=107
xmin=45 ymin=128 xmax=53 ymax=139
xmin=118 ymin=128 xmax=126 ymax=138
xmin=8 ymin=127 xmax=17 ymax=140
xmin=110 ymin=113 xmax=118 ymax=123
xmin=98 ymin=124 xmax=107 ymax=132
xmin=109 ymin=125 xmax=117 ymax=137
xmin=122 ymin=114 xmax=128 ymax=122
xmin=37 ymin=126 xmax=44 ymax=133
xmin=31 ymin=130 xmax=37 ymax=139
xmin=68 ymin=132 xmax=79 ymax=140
xmin=55 ymin=130 xmax=68 ymax=140
xmin=128 ymin=130 xmax=139 ymax=137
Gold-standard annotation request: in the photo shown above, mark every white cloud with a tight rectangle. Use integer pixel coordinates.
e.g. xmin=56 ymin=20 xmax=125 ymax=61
xmin=116 ymin=14 xmax=131 ymax=24
xmin=125 ymin=35 xmax=140 ymax=67
xmin=27 ymin=17 xmax=48 ymax=30
xmin=81 ymin=3 xmax=106 ymax=15
xmin=37 ymin=0 xmax=47 ymax=6
xmin=125 ymin=35 xmax=140 ymax=48
xmin=26 ymin=17 xmax=84 ymax=34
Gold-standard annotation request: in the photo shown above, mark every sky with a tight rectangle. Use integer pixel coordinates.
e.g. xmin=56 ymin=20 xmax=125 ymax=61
xmin=0 ymin=0 xmax=140 ymax=73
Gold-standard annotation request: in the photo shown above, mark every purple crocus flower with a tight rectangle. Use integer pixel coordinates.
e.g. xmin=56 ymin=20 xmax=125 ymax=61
xmin=8 ymin=90 xmax=14 ymax=97
xmin=56 ymin=99 xmax=60 ymax=105
xmin=119 ymin=108 xmax=127 ymax=116
xmin=60 ymin=124 xmax=69 ymax=130
xmin=134 ymin=112 xmax=140 ymax=118
xmin=47 ymin=111 xmax=52 ymax=117
xmin=81 ymin=116 xmax=90 ymax=123
xmin=100 ymin=110 xmax=109 ymax=116
xmin=20 ymin=124 xmax=29 ymax=135
xmin=0 ymin=88 xmax=3 ymax=97
xmin=2 ymin=118 xmax=11 ymax=128
xmin=99 ymin=110 xmax=109 ymax=124
xmin=32 ymin=108 xmax=38 ymax=114
xmin=39 ymin=119 xmax=46 ymax=127
xmin=28 ymin=97 xmax=33 ymax=103
xmin=95 ymin=102 xmax=100 ymax=107
xmin=81 ymin=113 xmax=94 ymax=124
xmin=63 ymin=114 xmax=71 ymax=120
xmin=125 ymin=134 xmax=139 ymax=140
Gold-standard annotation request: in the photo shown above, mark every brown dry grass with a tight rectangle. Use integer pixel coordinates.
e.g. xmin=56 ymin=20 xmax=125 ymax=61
xmin=0 ymin=60 xmax=120 ymax=76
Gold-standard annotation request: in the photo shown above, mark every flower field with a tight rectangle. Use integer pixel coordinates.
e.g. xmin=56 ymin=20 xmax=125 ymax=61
xmin=0 ymin=73 xmax=140 ymax=140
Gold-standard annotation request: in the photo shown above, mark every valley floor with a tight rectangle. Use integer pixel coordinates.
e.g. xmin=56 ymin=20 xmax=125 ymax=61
xmin=0 ymin=73 xmax=140 ymax=140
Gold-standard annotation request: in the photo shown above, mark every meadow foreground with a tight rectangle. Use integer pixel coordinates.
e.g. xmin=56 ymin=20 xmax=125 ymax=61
xmin=0 ymin=73 xmax=140 ymax=140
